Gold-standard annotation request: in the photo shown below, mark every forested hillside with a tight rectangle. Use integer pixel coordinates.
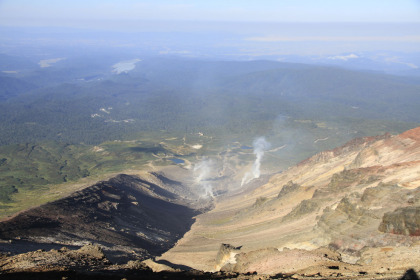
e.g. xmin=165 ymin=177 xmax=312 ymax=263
xmin=1 ymin=56 xmax=419 ymax=146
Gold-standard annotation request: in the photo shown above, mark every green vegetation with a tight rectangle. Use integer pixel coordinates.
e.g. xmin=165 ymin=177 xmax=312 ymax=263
xmin=0 ymin=140 xmax=178 ymax=216
xmin=0 ymin=56 xmax=419 ymax=218
xmin=0 ymin=185 xmax=18 ymax=203
xmin=0 ymin=58 xmax=419 ymax=146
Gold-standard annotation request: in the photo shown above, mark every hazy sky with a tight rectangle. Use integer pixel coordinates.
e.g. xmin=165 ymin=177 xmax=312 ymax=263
xmin=1 ymin=0 xmax=420 ymax=28
xmin=0 ymin=0 xmax=419 ymax=56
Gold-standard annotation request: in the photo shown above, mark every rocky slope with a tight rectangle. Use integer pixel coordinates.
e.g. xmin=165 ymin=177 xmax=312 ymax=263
xmin=1 ymin=127 xmax=420 ymax=278
xmin=0 ymin=172 xmax=209 ymax=262
xmin=160 ymin=127 xmax=420 ymax=276
xmin=1 ymin=244 xmax=418 ymax=279
xmin=0 ymin=244 xmax=266 ymax=279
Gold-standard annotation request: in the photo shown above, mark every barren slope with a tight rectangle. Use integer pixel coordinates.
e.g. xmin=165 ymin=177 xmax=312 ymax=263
xmin=0 ymin=172 xmax=208 ymax=262
xmin=160 ymin=127 xmax=420 ymax=275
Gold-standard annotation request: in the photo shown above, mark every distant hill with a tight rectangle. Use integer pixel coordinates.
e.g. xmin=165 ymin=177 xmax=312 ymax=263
xmin=0 ymin=76 xmax=37 ymax=101
xmin=0 ymin=53 xmax=38 ymax=72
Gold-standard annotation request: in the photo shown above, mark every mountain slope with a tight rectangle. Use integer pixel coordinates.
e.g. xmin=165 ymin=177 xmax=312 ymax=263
xmin=160 ymin=127 xmax=420 ymax=275
xmin=0 ymin=173 xmax=206 ymax=262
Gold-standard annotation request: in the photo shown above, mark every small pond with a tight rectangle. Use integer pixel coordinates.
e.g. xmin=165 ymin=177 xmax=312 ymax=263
xmin=169 ymin=158 xmax=185 ymax=164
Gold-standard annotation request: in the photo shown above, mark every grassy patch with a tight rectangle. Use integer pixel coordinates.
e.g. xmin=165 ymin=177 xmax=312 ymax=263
xmin=0 ymin=137 xmax=188 ymax=219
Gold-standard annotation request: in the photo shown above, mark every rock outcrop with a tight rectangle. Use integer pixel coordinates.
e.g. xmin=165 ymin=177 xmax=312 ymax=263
xmin=215 ymin=243 xmax=242 ymax=271
xmin=0 ymin=244 xmax=111 ymax=273
xmin=379 ymin=206 xmax=420 ymax=236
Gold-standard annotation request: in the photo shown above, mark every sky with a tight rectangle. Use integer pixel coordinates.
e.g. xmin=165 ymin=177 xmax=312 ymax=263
xmin=0 ymin=0 xmax=419 ymax=56
xmin=1 ymin=0 xmax=419 ymax=27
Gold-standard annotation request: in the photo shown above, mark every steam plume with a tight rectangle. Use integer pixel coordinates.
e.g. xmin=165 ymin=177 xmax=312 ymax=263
xmin=241 ymin=137 xmax=271 ymax=186
xmin=194 ymin=159 xmax=215 ymax=198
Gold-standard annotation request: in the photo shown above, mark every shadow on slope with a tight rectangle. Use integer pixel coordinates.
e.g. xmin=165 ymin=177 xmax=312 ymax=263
xmin=0 ymin=173 xmax=204 ymax=262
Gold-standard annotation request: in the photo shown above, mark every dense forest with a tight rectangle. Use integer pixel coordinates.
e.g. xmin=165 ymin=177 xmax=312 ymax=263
xmin=1 ymin=56 xmax=419 ymax=145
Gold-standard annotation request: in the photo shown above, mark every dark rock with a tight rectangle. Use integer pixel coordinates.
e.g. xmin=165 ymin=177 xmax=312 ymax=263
xmin=277 ymin=181 xmax=301 ymax=198
xmin=400 ymin=269 xmax=420 ymax=280
xmin=253 ymin=197 xmax=269 ymax=208
xmin=379 ymin=206 xmax=420 ymax=236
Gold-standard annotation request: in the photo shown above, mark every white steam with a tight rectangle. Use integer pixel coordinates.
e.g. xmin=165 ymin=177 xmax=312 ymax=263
xmin=194 ymin=159 xmax=215 ymax=198
xmin=241 ymin=137 xmax=271 ymax=186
